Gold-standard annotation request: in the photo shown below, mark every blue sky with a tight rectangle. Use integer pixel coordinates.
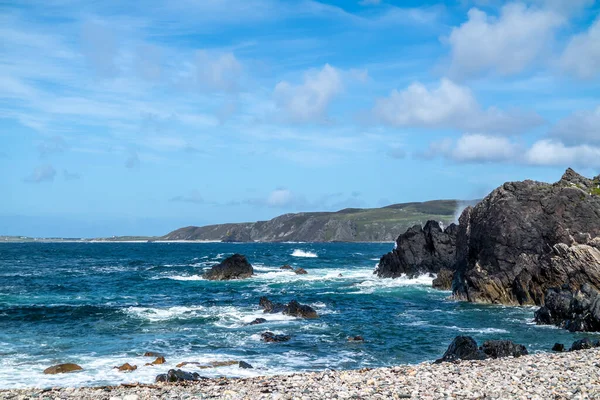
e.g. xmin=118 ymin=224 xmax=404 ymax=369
xmin=1 ymin=0 xmax=599 ymax=237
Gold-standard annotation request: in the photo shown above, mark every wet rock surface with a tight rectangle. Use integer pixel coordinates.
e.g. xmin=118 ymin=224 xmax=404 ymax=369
xmin=259 ymin=297 xmax=318 ymax=319
xmin=203 ymin=254 xmax=254 ymax=281
xmin=43 ymin=363 xmax=83 ymax=374
xmin=535 ymin=284 xmax=600 ymax=332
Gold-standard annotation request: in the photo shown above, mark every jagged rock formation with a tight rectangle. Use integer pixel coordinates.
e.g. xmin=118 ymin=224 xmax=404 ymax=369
xmin=375 ymin=221 xmax=458 ymax=278
xmin=452 ymin=169 xmax=600 ymax=305
xmin=259 ymin=297 xmax=318 ymax=319
xmin=203 ymin=254 xmax=253 ymax=281
xmin=535 ymin=284 xmax=600 ymax=332
xmin=162 ymin=200 xmax=463 ymax=242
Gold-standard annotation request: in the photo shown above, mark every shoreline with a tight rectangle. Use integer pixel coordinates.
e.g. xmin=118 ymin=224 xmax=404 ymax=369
xmin=2 ymin=348 xmax=599 ymax=399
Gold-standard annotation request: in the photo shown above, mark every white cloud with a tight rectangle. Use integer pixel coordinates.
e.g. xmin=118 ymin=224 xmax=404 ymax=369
xmin=524 ymin=140 xmax=600 ymax=167
xmin=274 ymin=64 xmax=343 ymax=123
xmin=423 ymin=134 xmax=520 ymax=162
xmin=551 ymin=105 xmax=600 ymax=145
xmin=535 ymin=0 xmax=594 ymax=14
xmin=374 ymin=78 xmax=543 ymax=134
xmin=195 ymin=50 xmax=243 ymax=92
xmin=446 ymin=3 xmax=564 ymax=78
xmin=560 ymin=17 xmax=600 ymax=79
xmin=267 ymin=189 xmax=295 ymax=207
xmin=24 ymin=165 xmax=57 ymax=183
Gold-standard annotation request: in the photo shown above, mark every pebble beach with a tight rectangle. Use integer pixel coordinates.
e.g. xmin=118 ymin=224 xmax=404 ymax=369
xmin=2 ymin=348 xmax=599 ymax=400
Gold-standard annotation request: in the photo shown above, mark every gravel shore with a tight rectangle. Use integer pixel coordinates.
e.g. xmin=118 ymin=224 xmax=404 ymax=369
xmin=2 ymin=348 xmax=599 ymax=400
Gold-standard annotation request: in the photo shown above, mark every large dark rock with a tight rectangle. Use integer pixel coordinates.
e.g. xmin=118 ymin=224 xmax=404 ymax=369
xmin=535 ymin=284 xmax=600 ymax=332
xmin=453 ymin=169 xmax=600 ymax=306
xmin=569 ymin=338 xmax=600 ymax=351
xmin=259 ymin=297 xmax=318 ymax=319
xmin=155 ymin=369 xmax=201 ymax=382
xmin=375 ymin=221 xmax=458 ymax=279
xmin=249 ymin=318 xmax=267 ymax=325
xmin=203 ymin=254 xmax=253 ymax=281
xmin=435 ymin=336 xmax=487 ymax=363
xmin=481 ymin=340 xmax=528 ymax=359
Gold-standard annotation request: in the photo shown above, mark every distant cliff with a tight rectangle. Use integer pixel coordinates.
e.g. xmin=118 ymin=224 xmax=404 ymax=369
xmin=162 ymin=200 xmax=467 ymax=242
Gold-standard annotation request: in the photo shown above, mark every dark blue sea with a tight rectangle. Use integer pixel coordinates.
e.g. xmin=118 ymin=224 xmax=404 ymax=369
xmin=0 ymin=242 xmax=589 ymax=388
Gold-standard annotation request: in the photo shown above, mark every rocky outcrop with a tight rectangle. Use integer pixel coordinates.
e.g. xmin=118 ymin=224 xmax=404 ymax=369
xmin=436 ymin=336 xmax=527 ymax=363
xmin=570 ymin=338 xmax=600 ymax=351
xmin=294 ymin=268 xmax=308 ymax=275
xmin=162 ymin=200 xmax=461 ymax=242
xmin=453 ymin=169 xmax=600 ymax=306
xmin=43 ymin=363 xmax=83 ymax=374
xmin=155 ymin=369 xmax=201 ymax=383
xmin=481 ymin=340 xmax=528 ymax=359
xmin=115 ymin=363 xmax=137 ymax=372
xmin=203 ymin=254 xmax=253 ymax=281
xmin=259 ymin=297 xmax=318 ymax=319
xmin=435 ymin=336 xmax=487 ymax=363
xmin=535 ymin=284 xmax=600 ymax=332
xmin=432 ymin=269 xmax=454 ymax=290
xmin=375 ymin=221 xmax=458 ymax=278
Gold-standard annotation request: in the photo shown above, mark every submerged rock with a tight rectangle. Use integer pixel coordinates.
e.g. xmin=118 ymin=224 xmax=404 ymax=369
xmin=294 ymin=268 xmax=308 ymax=275
xmin=261 ymin=332 xmax=291 ymax=343
xmin=259 ymin=297 xmax=318 ymax=319
xmin=249 ymin=318 xmax=267 ymax=325
xmin=143 ymin=352 xmax=162 ymax=357
xmin=481 ymin=340 xmax=528 ymax=359
xmin=280 ymin=265 xmax=294 ymax=270
xmin=535 ymin=284 xmax=600 ymax=332
xmin=435 ymin=336 xmax=487 ymax=363
xmin=347 ymin=336 xmax=365 ymax=342
xmin=155 ymin=369 xmax=201 ymax=383
xmin=239 ymin=361 xmax=253 ymax=369
xmin=43 ymin=363 xmax=83 ymax=374
xmin=375 ymin=221 xmax=458 ymax=279
xmin=203 ymin=254 xmax=253 ymax=281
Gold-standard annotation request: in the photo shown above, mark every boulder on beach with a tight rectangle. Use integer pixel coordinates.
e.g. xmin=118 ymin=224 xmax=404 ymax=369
xmin=552 ymin=343 xmax=565 ymax=352
xmin=259 ymin=297 xmax=318 ymax=319
xmin=481 ymin=340 xmax=528 ymax=359
xmin=375 ymin=221 xmax=458 ymax=279
xmin=535 ymin=284 xmax=600 ymax=332
xmin=569 ymin=338 xmax=600 ymax=351
xmin=280 ymin=265 xmax=294 ymax=270
xmin=294 ymin=268 xmax=308 ymax=275
xmin=261 ymin=332 xmax=291 ymax=343
xmin=115 ymin=363 xmax=137 ymax=372
xmin=43 ymin=363 xmax=83 ymax=375
xmin=203 ymin=254 xmax=253 ymax=281
xmin=435 ymin=336 xmax=487 ymax=363
xmin=155 ymin=369 xmax=201 ymax=383
xmin=239 ymin=361 xmax=253 ymax=369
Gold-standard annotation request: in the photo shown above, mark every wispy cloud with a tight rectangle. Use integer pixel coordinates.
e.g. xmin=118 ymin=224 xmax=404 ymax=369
xmin=24 ymin=164 xmax=56 ymax=183
xmin=170 ymin=190 xmax=205 ymax=204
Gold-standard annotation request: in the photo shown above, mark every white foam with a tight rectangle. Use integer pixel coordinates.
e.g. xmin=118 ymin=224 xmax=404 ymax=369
xmin=165 ymin=275 xmax=204 ymax=281
xmin=123 ymin=306 xmax=206 ymax=322
xmin=291 ymin=249 xmax=318 ymax=258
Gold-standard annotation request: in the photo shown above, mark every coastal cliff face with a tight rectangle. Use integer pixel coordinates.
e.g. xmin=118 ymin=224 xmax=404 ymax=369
xmin=376 ymin=169 xmax=600 ymax=308
xmin=162 ymin=200 xmax=461 ymax=242
xmin=453 ymin=168 xmax=600 ymax=306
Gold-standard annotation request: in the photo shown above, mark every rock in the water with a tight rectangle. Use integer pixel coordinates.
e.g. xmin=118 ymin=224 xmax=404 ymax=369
xmin=115 ymin=363 xmax=137 ymax=372
xmin=294 ymin=268 xmax=308 ymax=275
xmin=280 ymin=265 xmax=294 ymax=270
xmin=239 ymin=361 xmax=253 ymax=369
xmin=143 ymin=352 xmax=162 ymax=357
xmin=569 ymin=338 xmax=600 ymax=351
xmin=43 ymin=363 xmax=83 ymax=374
xmin=375 ymin=221 xmax=458 ymax=279
xmin=151 ymin=356 xmax=166 ymax=365
xmin=432 ymin=269 xmax=454 ymax=290
xmin=552 ymin=343 xmax=565 ymax=352
xmin=261 ymin=332 xmax=291 ymax=343
xmin=435 ymin=336 xmax=487 ymax=363
xmin=259 ymin=297 xmax=318 ymax=319
xmin=453 ymin=169 xmax=600 ymax=306
xmin=203 ymin=254 xmax=253 ymax=281
xmin=249 ymin=318 xmax=267 ymax=325
xmin=155 ymin=369 xmax=201 ymax=383
xmin=347 ymin=336 xmax=364 ymax=342
xmin=481 ymin=340 xmax=528 ymax=359
xmin=535 ymin=284 xmax=600 ymax=332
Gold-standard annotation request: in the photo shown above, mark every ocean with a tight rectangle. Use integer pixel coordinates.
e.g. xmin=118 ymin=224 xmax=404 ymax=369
xmin=0 ymin=242 xmax=589 ymax=389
